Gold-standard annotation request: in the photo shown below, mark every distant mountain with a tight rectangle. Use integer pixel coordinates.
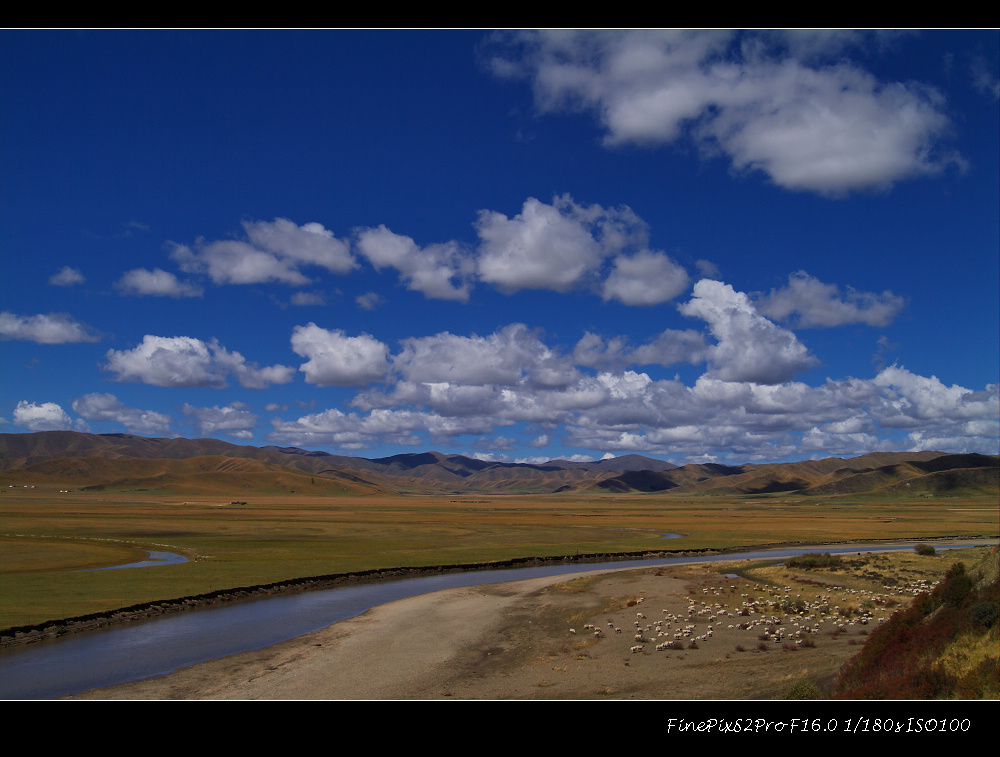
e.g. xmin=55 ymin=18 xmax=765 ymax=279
xmin=584 ymin=452 xmax=999 ymax=497
xmin=2 ymin=455 xmax=379 ymax=495
xmin=1 ymin=431 xmax=995 ymax=497
xmin=0 ymin=431 xmax=675 ymax=495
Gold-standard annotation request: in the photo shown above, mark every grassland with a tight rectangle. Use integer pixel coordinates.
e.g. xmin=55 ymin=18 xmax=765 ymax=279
xmin=1 ymin=481 xmax=996 ymax=632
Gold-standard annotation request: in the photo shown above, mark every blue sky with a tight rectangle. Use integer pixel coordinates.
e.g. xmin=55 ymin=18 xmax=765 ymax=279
xmin=2 ymin=29 xmax=997 ymax=465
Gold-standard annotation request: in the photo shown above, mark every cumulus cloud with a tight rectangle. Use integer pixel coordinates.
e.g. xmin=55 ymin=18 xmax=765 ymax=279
xmin=573 ymin=329 xmax=706 ymax=370
xmin=756 ymin=271 xmax=906 ymax=327
xmin=49 ymin=267 xmax=85 ymax=286
xmin=679 ymin=279 xmax=818 ymax=383
xmin=355 ymin=225 xmax=474 ymax=301
xmin=72 ymin=393 xmax=172 ymax=436
xmin=171 ymin=218 xmax=355 ymax=286
xmin=393 ymin=324 xmax=577 ymax=387
xmin=0 ymin=312 xmax=101 ymax=344
xmin=116 ymin=268 xmax=203 ymax=298
xmin=266 ymin=321 xmax=996 ymax=461
xmin=182 ymin=402 xmax=258 ymax=440
xmin=602 ymin=250 xmax=690 ymax=305
xmin=488 ymin=30 xmax=961 ymax=195
xmin=291 ymin=323 xmax=390 ymax=386
xmin=350 ymin=195 xmax=689 ymax=305
xmin=872 ymin=366 xmax=1000 ymax=431
xmin=103 ymin=335 xmax=295 ymax=389
xmin=13 ymin=401 xmax=87 ymax=432
xmin=475 ymin=195 xmax=648 ymax=293
xmin=268 ymin=407 xmax=445 ymax=449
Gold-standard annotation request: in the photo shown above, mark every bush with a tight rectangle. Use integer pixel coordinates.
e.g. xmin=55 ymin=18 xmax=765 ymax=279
xmin=939 ymin=563 xmax=973 ymax=608
xmin=782 ymin=597 xmax=807 ymax=614
xmin=781 ymin=678 xmax=823 ymax=700
xmin=914 ymin=543 xmax=936 ymax=556
xmin=970 ymin=601 xmax=999 ymax=629
xmin=787 ymin=552 xmax=843 ymax=569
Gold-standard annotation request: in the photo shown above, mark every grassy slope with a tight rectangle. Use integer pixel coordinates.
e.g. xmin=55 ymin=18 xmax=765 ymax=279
xmin=831 ymin=547 xmax=999 ymax=699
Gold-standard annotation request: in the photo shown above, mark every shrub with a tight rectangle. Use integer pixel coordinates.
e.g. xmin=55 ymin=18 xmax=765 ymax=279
xmin=914 ymin=543 xmax=936 ymax=556
xmin=787 ymin=552 xmax=843 ymax=569
xmin=782 ymin=597 xmax=807 ymax=614
xmin=939 ymin=563 xmax=973 ymax=608
xmin=781 ymin=678 xmax=823 ymax=700
xmin=970 ymin=601 xmax=999 ymax=629
xmin=757 ymin=641 xmax=769 ymax=652
xmin=831 ymin=552 xmax=996 ymax=699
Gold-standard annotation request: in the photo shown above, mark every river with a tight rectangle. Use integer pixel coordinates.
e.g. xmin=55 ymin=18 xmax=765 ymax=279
xmin=0 ymin=541 xmax=991 ymax=699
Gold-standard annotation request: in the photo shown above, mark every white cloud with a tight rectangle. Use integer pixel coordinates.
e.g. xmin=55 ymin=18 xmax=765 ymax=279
xmin=630 ymin=329 xmax=708 ymax=368
xmin=602 ymin=250 xmax=690 ymax=305
xmin=490 ymin=30 xmax=961 ymax=195
xmin=756 ymin=271 xmax=906 ymax=327
xmin=393 ymin=324 xmax=578 ymax=388
xmin=116 ymin=268 xmax=203 ymax=298
xmin=72 ymin=393 xmax=172 ymax=436
xmin=171 ymin=218 xmax=355 ymax=286
xmin=244 ymin=218 xmax=356 ymax=274
xmin=970 ymin=54 xmax=1000 ymax=100
xmin=267 ymin=326 xmax=996 ymax=460
xmin=13 ymin=401 xmax=86 ymax=432
xmin=290 ymin=291 xmax=326 ymax=306
xmin=267 ymin=407 xmax=433 ymax=449
xmin=182 ymin=402 xmax=258 ymax=439
xmin=49 ymin=267 xmax=85 ymax=286
xmin=103 ymin=335 xmax=294 ymax=389
xmin=872 ymin=366 xmax=1000 ymax=429
xmin=679 ymin=279 xmax=817 ymax=383
xmin=0 ymin=312 xmax=101 ymax=344
xmin=355 ymin=291 xmax=384 ymax=310
xmin=475 ymin=195 xmax=645 ymax=293
xmin=572 ymin=329 xmax=706 ymax=372
xmin=291 ymin=323 xmax=390 ymax=386
xmin=695 ymin=259 xmax=721 ymax=279
xmin=355 ymin=225 xmax=473 ymax=301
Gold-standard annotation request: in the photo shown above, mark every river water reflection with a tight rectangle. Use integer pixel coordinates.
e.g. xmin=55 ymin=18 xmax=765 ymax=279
xmin=0 ymin=541 xmax=990 ymax=699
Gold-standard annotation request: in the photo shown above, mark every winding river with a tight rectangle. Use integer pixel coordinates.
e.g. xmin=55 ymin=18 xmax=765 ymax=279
xmin=0 ymin=541 xmax=991 ymax=699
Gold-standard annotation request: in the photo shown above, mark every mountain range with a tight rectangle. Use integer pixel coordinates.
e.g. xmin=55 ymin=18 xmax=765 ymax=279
xmin=1 ymin=431 xmax=997 ymax=497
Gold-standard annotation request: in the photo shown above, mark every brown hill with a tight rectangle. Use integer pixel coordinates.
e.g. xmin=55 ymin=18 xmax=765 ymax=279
xmin=1 ymin=431 xmax=995 ymax=497
xmin=586 ymin=452 xmax=998 ymax=497
xmin=0 ymin=455 xmax=379 ymax=496
xmin=0 ymin=432 xmax=677 ymax=494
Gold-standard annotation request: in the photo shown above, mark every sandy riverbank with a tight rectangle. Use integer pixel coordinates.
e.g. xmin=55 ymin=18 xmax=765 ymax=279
xmin=68 ymin=559 xmax=879 ymax=700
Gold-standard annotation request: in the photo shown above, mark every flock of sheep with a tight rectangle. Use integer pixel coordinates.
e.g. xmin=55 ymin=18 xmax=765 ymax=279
xmin=567 ymin=573 xmax=939 ymax=657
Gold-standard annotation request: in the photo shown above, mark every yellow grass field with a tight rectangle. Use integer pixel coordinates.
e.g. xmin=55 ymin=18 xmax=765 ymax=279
xmin=1 ymin=484 xmax=997 ymax=630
